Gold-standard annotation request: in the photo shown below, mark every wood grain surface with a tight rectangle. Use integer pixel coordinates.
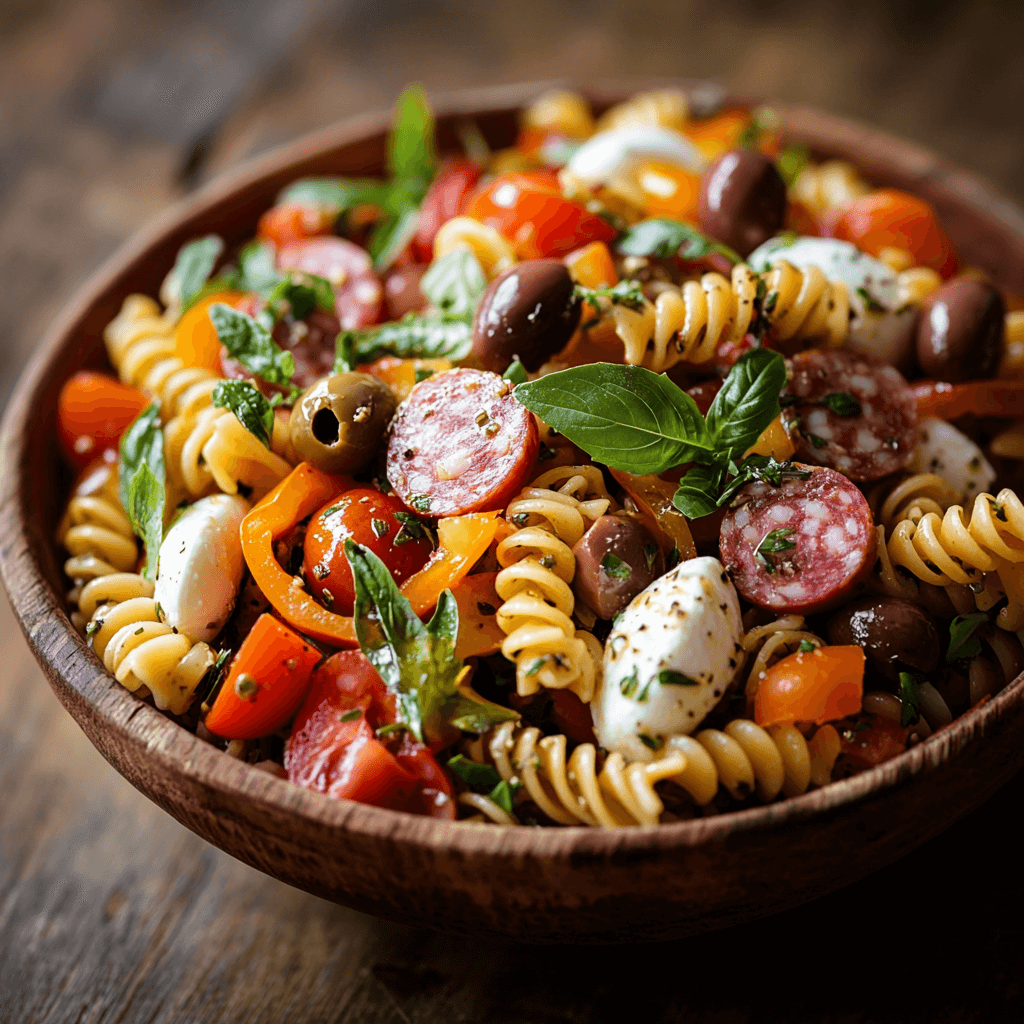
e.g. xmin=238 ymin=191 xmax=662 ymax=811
xmin=2 ymin=0 xmax=1024 ymax=1019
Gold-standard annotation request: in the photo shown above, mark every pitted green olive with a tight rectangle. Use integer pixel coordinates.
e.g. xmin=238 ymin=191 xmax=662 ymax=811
xmin=289 ymin=372 xmax=396 ymax=473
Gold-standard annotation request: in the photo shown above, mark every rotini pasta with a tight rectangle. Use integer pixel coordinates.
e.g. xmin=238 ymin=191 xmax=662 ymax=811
xmin=433 ymin=216 xmax=517 ymax=278
xmin=791 ymin=158 xmax=870 ymax=216
xmin=520 ymin=89 xmax=595 ymax=139
xmin=597 ymin=88 xmax=690 ymax=134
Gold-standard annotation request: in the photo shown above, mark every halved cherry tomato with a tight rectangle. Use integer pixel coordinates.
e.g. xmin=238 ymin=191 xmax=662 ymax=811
xmin=827 ymin=189 xmax=959 ymax=278
xmin=466 ymin=171 xmax=616 ymax=259
xmin=755 ymin=646 xmax=865 ymax=727
xmin=57 ymin=371 xmax=150 ymax=470
xmin=257 ymin=204 xmax=336 ymax=248
xmin=204 ymin=614 xmax=321 ymax=740
xmin=285 ymin=650 xmax=455 ymax=818
xmin=411 ymin=157 xmax=483 ymax=262
xmin=839 ymin=715 xmax=909 ymax=769
xmin=634 ymin=159 xmax=701 ymax=221
xmin=174 ymin=290 xmax=247 ymax=372
xmin=912 ymin=379 xmax=1024 ymax=421
xmin=302 ymin=488 xmax=434 ymax=617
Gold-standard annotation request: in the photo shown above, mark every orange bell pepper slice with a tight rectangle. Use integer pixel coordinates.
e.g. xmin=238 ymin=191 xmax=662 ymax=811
xmin=564 ymin=241 xmax=618 ymax=289
xmin=358 ymin=356 xmax=453 ymax=401
xmin=175 ymin=290 xmax=246 ymax=371
xmin=913 ymin=379 xmax=1024 ymax=421
xmin=449 ymin=571 xmax=505 ymax=659
xmin=608 ymin=469 xmax=697 ymax=560
xmin=755 ymin=645 xmax=865 ymax=728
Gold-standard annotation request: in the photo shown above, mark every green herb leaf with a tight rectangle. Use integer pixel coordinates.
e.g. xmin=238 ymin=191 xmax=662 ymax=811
xmin=368 ymin=203 xmax=422 ymax=272
xmin=388 ymin=84 xmax=436 ymax=190
xmin=643 ymin=543 xmax=659 ymax=569
xmin=502 ymin=359 xmax=528 ymax=386
xmin=776 ymin=145 xmax=809 ymax=188
xmin=672 ymin=462 xmax=727 ymax=519
xmin=705 ymin=348 xmax=787 ymax=458
xmin=118 ymin=404 xmax=165 ymax=581
xmin=340 ymin=708 xmax=363 ymax=722
xmin=600 ymin=553 xmax=632 ymax=580
xmin=947 ymin=611 xmax=987 ymax=662
xmin=899 ymin=672 xmax=922 ymax=727
xmin=619 ymin=667 xmax=640 ymax=698
xmin=715 ymin=455 xmax=811 ymax=509
xmin=616 ymin=218 xmax=742 ymax=266
xmin=420 ymin=248 xmax=487 ymax=317
xmin=638 ymin=733 xmax=664 ymax=751
xmin=757 ymin=527 xmax=796 ymax=573
xmin=211 ymin=380 xmax=274 ymax=448
xmin=513 ymin=363 xmax=713 ymax=474
xmin=334 ymin=330 xmax=357 ymax=373
xmin=856 ymin=286 xmax=887 ymax=314
xmin=339 ymin=313 xmax=474 ymax=368
xmin=820 ymin=391 xmax=862 ymax=417
xmin=446 ymin=754 xmax=502 ymax=790
xmin=236 ymin=240 xmax=283 ymax=293
xmin=209 ymin=304 xmax=298 ymax=395
xmin=655 ymin=669 xmax=700 ymax=686
xmin=174 ymin=235 xmax=223 ymax=312
xmin=799 ymin=639 xmax=817 ymax=653
xmin=488 ymin=778 xmax=521 ymax=816
xmin=277 ymin=176 xmax=393 ymax=211
xmin=574 ymin=279 xmax=646 ymax=312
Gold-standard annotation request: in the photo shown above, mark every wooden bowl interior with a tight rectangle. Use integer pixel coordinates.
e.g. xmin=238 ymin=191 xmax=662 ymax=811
xmin=4 ymin=80 xmax=1024 ymax=942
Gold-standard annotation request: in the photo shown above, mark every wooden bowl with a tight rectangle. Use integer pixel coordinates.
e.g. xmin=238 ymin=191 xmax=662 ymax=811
xmin=3 ymin=81 xmax=1024 ymax=944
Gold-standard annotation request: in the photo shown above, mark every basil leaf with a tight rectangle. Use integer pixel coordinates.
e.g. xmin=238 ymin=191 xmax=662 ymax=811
xmin=420 ymin=248 xmax=487 ymax=316
xmin=341 ymin=313 xmax=473 ymax=368
xmin=899 ymin=672 xmax=922 ymax=727
xmin=502 ymin=359 xmax=528 ymax=386
xmin=446 ymin=754 xmax=501 ymax=791
xmin=368 ymin=203 xmax=422 ymax=273
xmin=947 ymin=612 xmax=987 ymax=662
xmin=487 ymin=778 xmax=520 ymax=816
xmin=513 ymin=363 xmax=714 ymax=474
xmin=388 ymin=83 xmax=436 ymax=190
xmin=119 ymin=404 xmax=165 ymax=581
xmin=574 ymin=280 xmax=646 ymax=312
xmin=209 ymin=304 xmax=297 ymax=392
xmin=616 ymin=218 xmax=741 ymax=266
xmin=236 ymin=240 xmax=282 ymax=293
xmin=334 ymin=330 xmax=357 ymax=373
xmin=672 ymin=462 xmax=727 ymax=518
xmin=776 ymin=144 xmax=809 ymax=188
xmin=211 ymin=380 xmax=274 ymax=448
xmin=277 ymin=176 xmax=392 ymax=211
xmin=820 ymin=391 xmax=862 ymax=417
xmin=704 ymin=347 xmax=787 ymax=458
xmin=447 ymin=694 xmax=518 ymax=734
xmin=600 ymin=553 xmax=632 ymax=580
xmin=174 ymin=235 xmax=223 ymax=312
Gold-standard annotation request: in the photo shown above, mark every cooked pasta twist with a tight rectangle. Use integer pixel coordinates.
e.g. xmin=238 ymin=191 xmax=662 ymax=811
xmin=885 ymin=487 xmax=1024 ymax=630
xmin=663 ymin=719 xmax=840 ymax=806
xmin=791 ymin=159 xmax=870 ymax=216
xmin=495 ymin=466 xmax=611 ymax=703
xmin=480 ymin=721 xmax=688 ymax=826
xmin=610 ymin=260 xmax=848 ymax=372
xmin=521 ymin=89 xmax=595 ymax=139
xmin=104 ymin=294 xmax=218 ymax=421
xmin=896 ymin=265 xmax=942 ymax=305
xmin=596 ymin=88 xmax=690 ymax=133
xmin=433 ymin=217 xmax=516 ymax=279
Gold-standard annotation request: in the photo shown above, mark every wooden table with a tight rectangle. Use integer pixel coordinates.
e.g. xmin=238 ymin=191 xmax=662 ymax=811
xmin=2 ymin=1 xmax=1023 ymax=1019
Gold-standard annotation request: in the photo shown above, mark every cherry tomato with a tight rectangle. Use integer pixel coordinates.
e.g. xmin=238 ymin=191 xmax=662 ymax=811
xmin=839 ymin=715 xmax=909 ymax=769
xmin=285 ymin=650 xmax=455 ymax=817
xmin=57 ymin=371 xmax=150 ymax=470
xmin=466 ymin=171 xmax=615 ymax=259
xmin=411 ymin=157 xmax=483 ymax=262
xmin=302 ymin=488 xmax=433 ymax=616
xmin=755 ymin=646 xmax=865 ymax=727
xmin=277 ymin=236 xmax=383 ymax=329
xmin=827 ymin=188 xmax=959 ymax=278
xmin=257 ymin=204 xmax=336 ymax=248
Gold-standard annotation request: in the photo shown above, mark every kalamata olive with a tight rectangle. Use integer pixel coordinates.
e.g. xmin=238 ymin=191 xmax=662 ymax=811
xmin=289 ymin=372 xmax=396 ymax=474
xmin=698 ymin=150 xmax=787 ymax=258
xmin=383 ymin=264 xmax=429 ymax=320
xmin=471 ymin=259 xmax=581 ymax=372
xmin=915 ymin=277 xmax=1005 ymax=382
xmin=827 ymin=596 xmax=940 ymax=682
xmin=572 ymin=515 xmax=665 ymax=620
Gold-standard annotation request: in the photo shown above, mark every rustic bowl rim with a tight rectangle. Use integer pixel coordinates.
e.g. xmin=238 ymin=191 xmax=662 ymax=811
xmin=3 ymin=78 xmax=1024 ymax=861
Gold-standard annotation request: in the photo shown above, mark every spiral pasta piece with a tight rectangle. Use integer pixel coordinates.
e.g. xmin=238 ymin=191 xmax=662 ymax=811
xmin=495 ymin=467 xmax=611 ymax=703
xmin=433 ymin=217 xmax=516 ymax=279
xmin=486 ymin=721 xmax=687 ymax=826
xmin=885 ymin=487 xmax=1024 ymax=630
xmin=791 ymin=159 xmax=870 ymax=216
xmin=521 ymin=89 xmax=595 ymax=139
xmin=760 ymin=259 xmax=850 ymax=349
xmin=597 ymin=88 xmax=690 ymax=133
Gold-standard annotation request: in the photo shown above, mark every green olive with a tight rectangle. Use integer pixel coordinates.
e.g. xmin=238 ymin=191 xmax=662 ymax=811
xmin=289 ymin=372 xmax=396 ymax=473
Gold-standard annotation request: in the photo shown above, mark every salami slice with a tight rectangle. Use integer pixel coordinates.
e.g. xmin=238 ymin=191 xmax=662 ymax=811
xmin=277 ymin=237 xmax=383 ymax=329
xmin=719 ymin=464 xmax=876 ymax=614
xmin=781 ymin=349 xmax=917 ymax=481
xmin=387 ymin=368 xmax=539 ymax=517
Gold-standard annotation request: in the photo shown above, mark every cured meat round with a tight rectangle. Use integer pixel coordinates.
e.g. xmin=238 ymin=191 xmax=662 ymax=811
xmin=719 ymin=464 xmax=876 ymax=614
xmin=386 ymin=368 xmax=539 ymax=517
xmin=781 ymin=349 xmax=918 ymax=481
xmin=277 ymin=236 xmax=383 ymax=329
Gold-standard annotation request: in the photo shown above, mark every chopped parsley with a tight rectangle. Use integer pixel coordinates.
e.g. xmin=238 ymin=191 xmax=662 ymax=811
xmin=756 ymin=528 xmax=796 ymax=574
xmin=898 ymin=672 xmax=922 ymax=727
xmin=820 ymin=391 xmax=862 ymax=417
xmin=600 ymin=553 xmax=632 ymax=580
xmin=655 ymin=669 xmax=699 ymax=686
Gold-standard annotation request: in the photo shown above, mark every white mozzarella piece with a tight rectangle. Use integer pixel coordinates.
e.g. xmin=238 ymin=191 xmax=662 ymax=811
xmin=565 ymin=125 xmax=705 ymax=188
xmin=154 ymin=494 xmax=249 ymax=643
xmin=909 ymin=417 xmax=996 ymax=503
xmin=593 ymin=556 xmax=744 ymax=763
xmin=748 ymin=235 xmax=916 ymax=365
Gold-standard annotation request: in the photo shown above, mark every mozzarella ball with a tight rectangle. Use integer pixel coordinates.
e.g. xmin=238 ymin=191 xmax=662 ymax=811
xmin=909 ymin=417 xmax=996 ymax=503
xmin=564 ymin=125 xmax=705 ymax=189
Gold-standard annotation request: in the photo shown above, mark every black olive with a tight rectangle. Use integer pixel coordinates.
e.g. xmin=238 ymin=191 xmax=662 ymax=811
xmin=289 ymin=372 xmax=396 ymax=474
xmin=572 ymin=515 xmax=664 ymax=620
xmin=915 ymin=277 xmax=1005 ymax=382
xmin=698 ymin=149 xmax=787 ymax=258
xmin=471 ymin=259 xmax=581 ymax=372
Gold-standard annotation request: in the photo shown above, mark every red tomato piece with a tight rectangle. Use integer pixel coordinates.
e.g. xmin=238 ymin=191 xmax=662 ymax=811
xmin=285 ymin=650 xmax=454 ymax=817
xmin=277 ymin=236 xmax=383 ymax=329
xmin=57 ymin=371 xmax=150 ymax=470
xmin=257 ymin=204 xmax=336 ymax=248
xmin=411 ymin=157 xmax=483 ymax=262
xmin=386 ymin=368 xmax=540 ymax=517
xmin=827 ymin=188 xmax=959 ymax=278
xmin=466 ymin=171 xmax=615 ymax=259
xmin=912 ymin=379 xmax=1024 ymax=421
xmin=754 ymin=646 xmax=865 ymax=727
xmin=204 ymin=614 xmax=321 ymax=740
xmin=839 ymin=715 xmax=909 ymax=769
xmin=302 ymin=488 xmax=433 ymax=616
